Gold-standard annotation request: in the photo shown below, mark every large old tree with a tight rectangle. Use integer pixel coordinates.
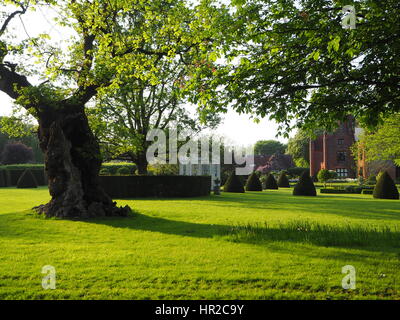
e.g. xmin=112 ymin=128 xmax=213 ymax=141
xmin=0 ymin=0 xmax=226 ymax=218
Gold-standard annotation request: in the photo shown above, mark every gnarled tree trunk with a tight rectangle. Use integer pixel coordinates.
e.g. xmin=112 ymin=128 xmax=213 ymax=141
xmin=34 ymin=105 xmax=130 ymax=218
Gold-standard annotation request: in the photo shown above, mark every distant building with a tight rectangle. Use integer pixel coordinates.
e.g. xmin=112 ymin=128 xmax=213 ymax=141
xmin=309 ymin=117 xmax=357 ymax=178
xmin=310 ymin=117 xmax=400 ymax=180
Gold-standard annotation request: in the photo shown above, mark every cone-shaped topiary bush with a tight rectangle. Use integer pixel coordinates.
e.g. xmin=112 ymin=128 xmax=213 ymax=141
xmin=373 ymin=171 xmax=399 ymax=199
xmin=17 ymin=169 xmax=38 ymax=189
xmin=277 ymin=172 xmax=290 ymax=188
xmin=265 ymin=173 xmax=278 ymax=190
xmin=224 ymin=171 xmax=245 ymax=193
xmin=245 ymin=172 xmax=263 ymax=191
xmin=293 ymin=171 xmax=316 ymax=196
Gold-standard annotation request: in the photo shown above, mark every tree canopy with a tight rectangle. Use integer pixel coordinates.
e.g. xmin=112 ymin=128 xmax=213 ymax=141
xmin=356 ymin=114 xmax=400 ymax=167
xmin=254 ymin=139 xmax=286 ymax=156
xmin=192 ymin=0 xmax=400 ymax=134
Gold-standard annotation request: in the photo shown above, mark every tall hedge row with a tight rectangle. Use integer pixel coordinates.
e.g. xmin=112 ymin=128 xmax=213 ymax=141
xmin=0 ymin=167 xmax=47 ymax=186
xmin=100 ymin=175 xmax=211 ymax=198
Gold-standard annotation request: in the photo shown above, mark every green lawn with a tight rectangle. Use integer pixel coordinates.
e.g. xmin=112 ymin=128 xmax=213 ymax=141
xmin=0 ymin=187 xmax=399 ymax=300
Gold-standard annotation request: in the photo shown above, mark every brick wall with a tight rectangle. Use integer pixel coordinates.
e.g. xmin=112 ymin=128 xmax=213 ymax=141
xmin=310 ymin=120 xmax=356 ymax=178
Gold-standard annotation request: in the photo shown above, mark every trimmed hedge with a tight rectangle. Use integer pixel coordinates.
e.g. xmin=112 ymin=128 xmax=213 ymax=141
xmin=277 ymin=172 xmax=290 ymax=188
xmin=224 ymin=171 xmax=245 ymax=193
xmin=320 ymin=187 xmax=362 ymax=194
xmin=373 ymin=171 xmax=399 ymax=200
xmin=6 ymin=169 xmax=47 ymax=186
xmin=293 ymin=171 xmax=317 ymax=196
xmin=245 ymin=172 xmax=263 ymax=191
xmin=0 ymin=165 xmax=47 ymax=187
xmin=320 ymin=189 xmax=348 ymax=194
xmin=0 ymin=164 xmax=44 ymax=170
xmin=17 ymin=169 xmax=38 ymax=188
xmin=100 ymin=175 xmax=211 ymax=198
xmin=265 ymin=174 xmax=278 ymax=190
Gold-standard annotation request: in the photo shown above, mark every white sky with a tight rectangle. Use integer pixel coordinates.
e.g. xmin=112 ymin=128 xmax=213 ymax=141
xmin=0 ymin=3 xmax=293 ymax=146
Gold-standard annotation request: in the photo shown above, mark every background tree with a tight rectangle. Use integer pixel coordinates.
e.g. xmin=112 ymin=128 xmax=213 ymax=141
xmin=1 ymin=141 xmax=33 ymax=165
xmin=0 ymin=0 xmax=227 ymax=218
xmin=0 ymin=117 xmax=44 ymax=163
xmin=286 ymin=127 xmax=327 ymax=167
xmin=286 ymin=129 xmax=311 ymax=167
xmin=89 ymin=55 xmax=221 ymax=174
xmin=317 ymin=169 xmax=337 ymax=188
xmin=355 ymin=114 xmax=400 ymax=167
xmin=254 ymin=140 xmax=286 ymax=156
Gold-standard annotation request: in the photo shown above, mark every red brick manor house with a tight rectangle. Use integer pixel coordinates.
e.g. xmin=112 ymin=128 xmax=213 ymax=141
xmin=309 ymin=117 xmax=357 ymax=179
xmin=309 ymin=117 xmax=400 ymax=180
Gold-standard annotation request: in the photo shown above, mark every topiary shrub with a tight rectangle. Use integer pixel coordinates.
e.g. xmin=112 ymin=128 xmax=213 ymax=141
xmin=373 ymin=171 xmax=399 ymax=200
xmin=224 ymin=171 xmax=245 ymax=193
xmin=17 ymin=169 xmax=38 ymax=188
xmin=245 ymin=172 xmax=263 ymax=191
xmin=265 ymin=173 xmax=278 ymax=190
xmin=277 ymin=172 xmax=290 ymax=188
xmin=116 ymin=167 xmax=131 ymax=176
xmin=293 ymin=171 xmax=316 ymax=196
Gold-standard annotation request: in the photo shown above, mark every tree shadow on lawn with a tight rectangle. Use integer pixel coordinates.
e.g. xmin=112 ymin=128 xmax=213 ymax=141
xmin=0 ymin=210 xmax=398 ymax=255
xmin=86 ymin=212 xmax=400 ymax=253
xmin=123 ymin=192 xmax=400 ymax=222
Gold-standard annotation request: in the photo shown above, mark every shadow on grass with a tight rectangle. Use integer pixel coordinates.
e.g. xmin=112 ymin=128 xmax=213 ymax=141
xmin=117 ymin=191 xmax=400 ymax=222
xmin=0 ymin=210 xmax=399 ymax=256
xmin=85 ymin=212 xmax=400 ymax=251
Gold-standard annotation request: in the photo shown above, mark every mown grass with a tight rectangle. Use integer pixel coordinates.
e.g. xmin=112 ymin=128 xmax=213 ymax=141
xmin=225 ymin=221 xmax=400 ymax=247
xmin=0 ymin=187 xmax=399 ymax=300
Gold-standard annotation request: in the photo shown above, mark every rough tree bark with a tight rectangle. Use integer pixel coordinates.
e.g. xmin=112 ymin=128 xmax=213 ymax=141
xmin=34 ymin=105 xmax=131 ymax=218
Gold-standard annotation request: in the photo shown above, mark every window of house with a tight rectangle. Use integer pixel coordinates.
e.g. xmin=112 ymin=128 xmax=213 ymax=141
xmin=336 ymin=168 xmax=348 ymax=178
xmin=337 ymin=151 xmax=346 ymax=162
xmin=338 ymin=139 xmax=344 ymax=145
